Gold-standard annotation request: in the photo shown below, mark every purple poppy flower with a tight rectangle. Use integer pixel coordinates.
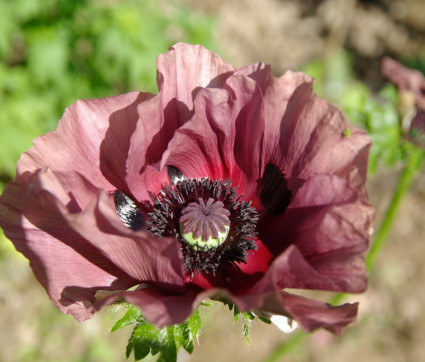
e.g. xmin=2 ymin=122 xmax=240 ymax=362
xmin=0 ymin=43 xmax=373 ymax=335
xmin=382 ymin=56 xmax=425 ymax=111
xmin=382 ymin=57 xmax=425 ymax=148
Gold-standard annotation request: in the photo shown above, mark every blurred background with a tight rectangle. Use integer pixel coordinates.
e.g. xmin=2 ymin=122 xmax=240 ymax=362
xmin=1 ymin=0 xmax=425 ymax=361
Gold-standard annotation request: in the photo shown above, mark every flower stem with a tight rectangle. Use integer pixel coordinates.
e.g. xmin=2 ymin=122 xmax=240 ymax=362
xmin=330 ymin=146 xmax=424 ymax=306
xmin=265 ymin=145 xmax=424 ymax=362
xmin=366 ymin=145 xmax=424 ymax=269
xmin=264 ymin=330 xmax=306 ymax=362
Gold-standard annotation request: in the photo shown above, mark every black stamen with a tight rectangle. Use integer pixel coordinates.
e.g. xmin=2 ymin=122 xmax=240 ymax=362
xmin=113 ymin=190 xmax=144 ymax=231
xmin=167 ymin=165 xmax=185 ymax=185
xmin=147 ymin=178 xmax=258 ymax=275
xmin=260 ymin=163 xmax=292 ymax=216
xmin=111 ymin=177 xmax=258 ymax=276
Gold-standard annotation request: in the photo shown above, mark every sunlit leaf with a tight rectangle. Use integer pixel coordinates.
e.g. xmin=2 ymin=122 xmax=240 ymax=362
xmin=110 ymin=304 xmax=143 ymax=332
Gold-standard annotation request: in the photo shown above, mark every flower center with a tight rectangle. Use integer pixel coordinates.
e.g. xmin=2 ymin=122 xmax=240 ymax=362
xmin=179 ymin=198 xmax=230 ymax=250
xmin=112 ymin=175 xmax=259 ymax=276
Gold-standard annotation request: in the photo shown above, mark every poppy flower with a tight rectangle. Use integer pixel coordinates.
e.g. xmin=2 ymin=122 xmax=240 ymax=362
xmin=0 ymin=43 xmax=373 ymax=335
xmin=381 ymin=56 xmax=425 ymax=111
xmin=382 ymin=57 xmax=425 ymax=147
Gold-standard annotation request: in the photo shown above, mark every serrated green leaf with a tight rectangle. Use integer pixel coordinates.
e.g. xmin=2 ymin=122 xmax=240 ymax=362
xmin=241 ymin=312 xmax=255 ymax=345
xmin=243 ymin=311 xmax=255 ymax=320
xmin=186 ymin=309 xmax=201 ymax=340
xmin=159 ymin=327 xmax=177 ymax=362
xmin=174 ymin=323 xmax=187 ymax=349
xmin=183 ymin=340 xmax=194 ymax=354
xmin=110 ymin=304 xmax=143 ymax=332
xmin=130 ymin=322 xmax=161 ymax=360
xmin=126 ymin=340 xmax=134 ymax=359
xmin=258 ymin=316 xmax=272 ymax=324
xmin=125 ymin=308 xmax=202 ymax=361
xmin=233 ymin=304 xmax=241 ymax=323
xmin=243 ymin=317 xmax=251 ymax=346
xmin=174 ymin=309 xmax=201 ymax=354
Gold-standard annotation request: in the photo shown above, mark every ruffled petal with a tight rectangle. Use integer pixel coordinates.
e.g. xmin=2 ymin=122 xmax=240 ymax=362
xmin=93 ymin=285 xmax=262 ymax=329
xmin=258 ymin=244 xmax=366 ymax=293
xmin=259 ymin=72 xmax=371 ymax=191
xmin=93 ymin=280 xmax=358 ymax=335
xmin=0 ymin=169 xmax=137 ymax=321
xmin=161 ymin=74 xmax=265 ymax=198
xmin=18 ymin=92 xmax=151 ymax=192
xmin=66 ymin=191 xmax=185 ymax=291
xmin=258 ymin=175 xmax=371 ymax=292
xmin=382 ymin=57 xmax=425 ymax=110
xmin=260 ymin=174 xmax=360 ymax=250
xmin=92 ymin=250 xmax=359 ymax=334
xmin=260 ymin=71 xmax=314 ymax=165
xmin=235 ymin=62 xmax=273 ymax=92
xmin=125 ymin=94 xmax=178 ymax=201
xmin=280 ymin=95 xmax=371 ymax=186
xmin=93 ymin=286 xmax=209 ymax=328
xmin=157 ymin=43 xmax=235 ymax=112
xmin=126 ymin=43 xmax=237 ymax=198
xmin=262 ymin=291 xmax=358 ymax=335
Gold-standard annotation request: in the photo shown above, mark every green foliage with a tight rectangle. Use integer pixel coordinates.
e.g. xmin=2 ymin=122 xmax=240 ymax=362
xmin=111 ymin=304 xmax=201 ymax=361
xmin=344 ymin=85 xmax=403 ymax=174
xmin=110 ymin=304 xmax=144 ymax=332
xmin=0 ymin=0 xmax=215 ymax=185
xmin=224 ymin=302 xmax=256 ymax=345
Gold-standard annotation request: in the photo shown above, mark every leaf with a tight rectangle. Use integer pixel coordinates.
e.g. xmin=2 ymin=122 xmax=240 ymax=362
xmin=242 ymin=313 xmax=253 ymax=346
xmin=258 ymin=316 xmax=272 ymax=324
xmin=110 ymin=304 xmax=143 ymax=332
xmin=124 ymin=307 xmax=202 ymax=361
xmin=175 ymin=308 xmax=201 ymax=354
xmin=158 ymin=327 xmax=177 ymax=362
xmin=233 ymin=305 xmax=241 ymax=323
xmin=130 ymin=322 xmax=160 ymax=360
xmin=213 ymin=300 xmax=258 ymax=345
xmin=186 ymin=309 xmax=201 ymax=341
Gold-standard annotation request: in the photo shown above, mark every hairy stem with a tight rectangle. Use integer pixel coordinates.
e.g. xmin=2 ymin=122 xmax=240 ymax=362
xmin=366 ymin=146 xmax=424 ymax=269
xmin=265 ymin=331 xmax=306 ymax=362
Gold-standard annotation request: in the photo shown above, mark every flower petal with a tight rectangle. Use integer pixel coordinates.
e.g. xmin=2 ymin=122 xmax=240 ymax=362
xmin=126 ymin=42 xmax=236 ymax=190
xmin=382 ymin=57 xmax=425 ymax=111
xmin=99 ymin=93 xmax=155 ymax=194
xmin=157 ymin=43 xmax=235 ymax=111
xmin=235 ymin=62 xmax=273 ymax=92
xmin=161 ymin=74 xmax=265 ymax=198
xmin=18 ymin=92 xmax=150 ymax=192
xmin=0 ymin=169 xmax=137 ymax=321
xmin=66 ymin=191 xmax=185 ymax=291
xmin=260 ymin=71 xmax=314 ymax=164
xmin=258 ymin=175 xmax=371 ymax=292
xmin=255 ymin=244 xmax=367 ymax=293
xmin=262 ymin=291 xmax=358 ymax=335
xmin=93 ymin=286 xmax=207 ymax=328
xmin=93 ymin=266 xmax=358 ymax=335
